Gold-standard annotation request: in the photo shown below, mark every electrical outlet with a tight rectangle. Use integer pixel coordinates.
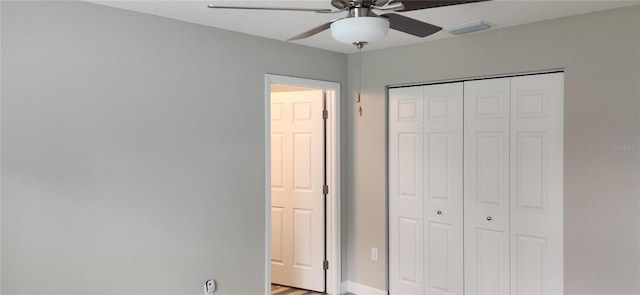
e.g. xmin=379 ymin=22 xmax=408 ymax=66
xmin=371 ymin=248 xmax=379 ymax=262
xmin=204 ymin=279 xmax=216 ymax=295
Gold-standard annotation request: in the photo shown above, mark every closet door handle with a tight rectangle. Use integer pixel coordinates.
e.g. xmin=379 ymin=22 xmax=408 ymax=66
xmin=486 ymin=216 xmax=492 ymax=221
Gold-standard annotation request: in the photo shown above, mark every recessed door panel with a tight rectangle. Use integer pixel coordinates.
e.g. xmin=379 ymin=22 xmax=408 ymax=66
xmin=427 ymin=222 xmax=452 ymax=293
xmin=293 ymin=133 xmax=313 ymax=191
xmin=515 ymin=235 xmax=548 ymax=294
xmin=398 ymin=217 xmax=420 ymax=285
xmin=271 ymin=207 xmax=285 ymax=264
xmin=517 ymin=132 xmax=547 ymax=212
xmin=293 ymin=102 xmax=313 ymax=121
xmin=293 ymin=208 xmax=313 ymax=268
xmin=475 ymin=228 xmax=508 ymax=294
xmin=399 ymin=99 xmax=419 ymax=121
xmin=399 ymin=133 xmax=419 ymax=198
xmin=428 ymin=97 xmax=450 ymax=120
xmin=516 ymin=90 xmax=548 ymax=118
xmin=428 ymin=133 xmax=450 ymax=201
xmin=272 ymin=103 xmax=284 ymax=121
xmin=271 ymin=134 xmax=284 ymax=190
xmin=476 ymin=132 xmax=504 ymax=205
xmin=476 ymin=93 xmax=504 ymax=119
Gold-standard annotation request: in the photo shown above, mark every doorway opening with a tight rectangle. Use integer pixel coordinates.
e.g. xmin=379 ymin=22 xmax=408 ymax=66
xmin=265 ymin=75 xmax=341 ymax=295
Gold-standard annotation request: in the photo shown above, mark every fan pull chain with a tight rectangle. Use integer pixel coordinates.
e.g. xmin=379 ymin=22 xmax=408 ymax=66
xmin=355 ymin=42 xmax=365 ymax=117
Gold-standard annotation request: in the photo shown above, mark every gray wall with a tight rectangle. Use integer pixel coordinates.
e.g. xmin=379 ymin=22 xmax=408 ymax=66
xmin=0 ymin=1 xmax=3 ymax=292
xmin=1 ymin=1 xmax=346 ymax=294
xmin=4 ymin=1 xmax=640 ymax=294
xmin=345 ymin=5 xmax=640 ymax=294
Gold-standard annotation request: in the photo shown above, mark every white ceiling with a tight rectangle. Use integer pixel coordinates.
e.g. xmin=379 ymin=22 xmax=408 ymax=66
xmin=89 ymin=0 xmax=640 ymax=54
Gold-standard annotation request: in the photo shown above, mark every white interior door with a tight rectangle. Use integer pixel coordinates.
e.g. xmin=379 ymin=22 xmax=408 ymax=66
xmin=509 ymin=73 xmax=563 ymax=295
xmin=423 ymin=83 xmax=464 ymax=295
xmin=270 ymin=90 xmax=325 ymax=292
xmin=464 ymin=78 xmax=511 ymax=295
xmin=389 ymin=86 xmax=425 ymax=295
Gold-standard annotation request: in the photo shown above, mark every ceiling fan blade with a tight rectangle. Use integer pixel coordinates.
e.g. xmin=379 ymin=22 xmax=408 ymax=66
xmin=389 ymin=0 xmax=489 ymax=12
xmin=382 ymin=13 xmax=442 ymax=37
xmin=288 ymin=21 xmax=336 ymax=41
xmin=373 ymin=0 xmax=391 ymax=5
xmin=372 ymin=2 xmax=405 ymax=11
xmin=331 ymin=0 xmax=351 ymax=9
xmin=207 ymin=4 xmax=333 ymax=13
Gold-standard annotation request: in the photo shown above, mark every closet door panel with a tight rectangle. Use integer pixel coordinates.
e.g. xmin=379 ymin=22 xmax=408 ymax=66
xmin=510 ymin=73 xmax=564 ymax=295
xmin=423 ymin=83 xmax=464 ymax=295
xmin=389 ymin=86 xmax=425 ymax=294
xmin=464 ymin=78 xmax=511 ymax=295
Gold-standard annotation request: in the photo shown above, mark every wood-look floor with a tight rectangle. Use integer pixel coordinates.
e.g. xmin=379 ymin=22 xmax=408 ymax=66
xmin=271 ymin=284 xmax=325 ymax=295
xmin=270 ymin=284 xmax=356 ymax=295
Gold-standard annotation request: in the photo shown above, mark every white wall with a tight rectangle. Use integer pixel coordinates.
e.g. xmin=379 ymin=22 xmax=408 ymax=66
xmin=1 ymin=1 xmax=346 ymax=294
xmin=345 ymin=5 xmax=640 ymax=294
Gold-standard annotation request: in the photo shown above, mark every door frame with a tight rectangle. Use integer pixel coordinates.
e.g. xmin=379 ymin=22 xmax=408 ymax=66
xmin=264 ymin=74 xmax=341 ymax=295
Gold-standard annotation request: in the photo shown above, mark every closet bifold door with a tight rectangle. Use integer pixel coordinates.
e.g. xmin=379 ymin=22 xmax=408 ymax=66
xmin=390 ymin=72 xmax=563 ymax=295
xmin=463 ymin=72 xmax=564 ymax=294
xmin=464 ymin=78 xmax=511 ymax=295
xmin=509 ymin=73 xmax=564 ymax=295
xmin=422 ymin=83 xmax=464 ymax=295
xmin=389 ymin=86 xmax=425 ymax=295
xmin=389 ymin=82 xmax=463 ymax=295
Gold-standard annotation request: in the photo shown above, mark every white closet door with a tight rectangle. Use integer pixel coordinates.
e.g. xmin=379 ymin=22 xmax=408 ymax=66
xmin=464 ymin=78 xmax=511 ymax=295
xmin=390 ymin=73 xmax=564 ymax=295
xmin=423 ymin=83 xmax=464 ymax=295
xmin=509 ymin=73 xmax=564 ymax=295
xmin=389 ymin=86 xmax=425 ymax=295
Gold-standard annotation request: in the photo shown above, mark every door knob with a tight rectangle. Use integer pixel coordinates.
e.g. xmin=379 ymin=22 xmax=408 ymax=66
xmin=486 ymin=216 xmax=492 ymax=221
xmin=437 ymin=210 xmax=442 ymax=215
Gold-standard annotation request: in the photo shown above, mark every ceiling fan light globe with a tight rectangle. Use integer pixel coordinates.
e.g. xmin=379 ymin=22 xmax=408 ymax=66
xmin=330 ymin=17 xmax=390 ymax=44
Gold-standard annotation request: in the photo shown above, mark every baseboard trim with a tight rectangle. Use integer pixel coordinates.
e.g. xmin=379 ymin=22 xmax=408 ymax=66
xmin=340 ymin=280 xmax=386 ymax=295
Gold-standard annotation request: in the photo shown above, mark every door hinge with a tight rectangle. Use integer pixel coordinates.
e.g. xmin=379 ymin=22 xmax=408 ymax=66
xmin=323 ymin=260 xmax=329 ymax=270
xmin=323 ymin=185 xmax=329 ymax=195
xmin=322 ymin=109 xmax=328 ymax=120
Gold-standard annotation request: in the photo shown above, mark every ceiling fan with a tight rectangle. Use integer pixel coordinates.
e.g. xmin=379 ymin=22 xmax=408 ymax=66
xmin=208 ymin=0 xmax=489 ymax=48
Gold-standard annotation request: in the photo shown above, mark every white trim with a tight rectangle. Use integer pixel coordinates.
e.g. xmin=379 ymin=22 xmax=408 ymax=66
xmin=264 ymin=74 xmax=341 ymax=295
xmin=388 ymin=69 xmax=564 ymax=89
xmin=0 ymin=1 xmax=4 ymax=290
xmin=341 ymin=280 xmax=387 ymax=295
xmin=341 ymin=281 xmax=349 ymax=293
